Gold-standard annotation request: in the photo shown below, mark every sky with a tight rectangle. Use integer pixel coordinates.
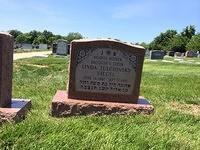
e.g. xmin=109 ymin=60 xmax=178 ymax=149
xmin=0 ymin=0 xmax=200 ymax=43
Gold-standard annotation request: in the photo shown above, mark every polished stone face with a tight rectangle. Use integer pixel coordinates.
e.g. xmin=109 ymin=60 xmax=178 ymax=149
xmin=75 ymin=48 xmax=136 ymax=95
xmin=68 ymin=39 xmax=145 ymax=103
xmin=0 ymin=33 xmax=13 ymax=107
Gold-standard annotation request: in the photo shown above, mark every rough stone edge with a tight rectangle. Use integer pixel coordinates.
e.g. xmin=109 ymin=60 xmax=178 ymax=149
xmin=0 ymin=99 xmax=31 ymax=124
xmin=50 ymin=91 xmax=154 ymax=117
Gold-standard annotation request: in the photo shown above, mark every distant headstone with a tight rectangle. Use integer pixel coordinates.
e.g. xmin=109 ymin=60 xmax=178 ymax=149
xmin=145 ymin=49 xmax=150 ymax=57
xmin=185 ymin=50 xmax=198 ymax=57
xmin=51 ymin=39 xmax=154 ymax=117
xmin=56 ymin=40 xmax=68 ymax=55
xmin=0 ymin=32 xmax=31 ymax=123
xmin=174 ymin=52 xmax=183 ymax=58
xmin=21 ymin=43 xmax=32 ymax=50
xmin=150 ymin=50 xmax=165 ymax=59
xmin=39 ymin=44 xmax=47 ymax=49
xmin=168 ymin=51 xmax=174 ymax=57
xmin=67 ymin=44 xmax=70 ymax=54
xmin=52 ymin=43 xmax=57 ymax=54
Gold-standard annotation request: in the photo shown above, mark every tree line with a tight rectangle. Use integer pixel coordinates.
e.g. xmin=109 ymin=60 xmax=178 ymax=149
xmin=8 ymin=30 xmax=83 ymax=45
xmin=140 ymin=25 xmax=200 ymax=52
xmin=8 ymin=25 xmax=200 ymax=52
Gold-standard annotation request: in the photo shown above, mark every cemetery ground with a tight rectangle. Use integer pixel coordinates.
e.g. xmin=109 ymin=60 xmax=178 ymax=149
xmin=14 ymin=49 xmax=50 ymax=53
xmin=13 ymin=50 xmax=51 ymax=60
xmin=0 ymin=56 xmax=200 ymax=149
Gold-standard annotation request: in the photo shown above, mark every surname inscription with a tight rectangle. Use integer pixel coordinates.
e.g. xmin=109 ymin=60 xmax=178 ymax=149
xmin=75 ymin=48 xmax=137 ymax=95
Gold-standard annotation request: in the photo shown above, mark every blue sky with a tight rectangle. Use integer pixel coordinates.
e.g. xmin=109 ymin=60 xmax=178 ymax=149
xmin=0 ymin=0 xmax=199 ymax=43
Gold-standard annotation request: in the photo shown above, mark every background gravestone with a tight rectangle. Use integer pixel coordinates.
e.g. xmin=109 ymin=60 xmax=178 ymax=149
xmin=174 ymin=52 xmax=183 ymax=58
xmin=185 ymin=50 xmax=198 ymax=57
xmin=145 ymin=49 xmax=150 ymax=57
xmin=51 ymin=39 xmax=154 ymax=117
xmin=168 ymin=51 xmax=174 ymax=57
xmin=56 ymin=40 xmax=68 ymax=55
xmin=21 ymin=43 xmax=32 ymax=50
xmin=39 ymin=44 xmax=48 ymax=49
xmin=52 ymin=43 xmax=57 ymax=54
xmin=0 ymin=32 xmax=31 ymax=123
xmin=150 ymin=50 xmax=165 ymax=59
xmin=67 ymin=44 xmax=70 ymax=54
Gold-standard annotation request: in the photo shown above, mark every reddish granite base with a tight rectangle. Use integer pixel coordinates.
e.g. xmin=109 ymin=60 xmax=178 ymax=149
xmin=51 ymin=91 xmax=154 ymax=117
xmin=0 ymin=99 xmax=31 ymax=124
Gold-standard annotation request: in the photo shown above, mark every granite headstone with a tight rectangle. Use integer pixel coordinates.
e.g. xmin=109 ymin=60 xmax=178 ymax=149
xmin=56 ymin=40 xmax=68 ymax=55
xmin=52 ymin=43 xmax=57 ymax=54
xmin=0 ymin=32 xmax=31 ymax=123
xmin=150 ymin=50 xmax=165 ymax=59
xmin=51 ymin=39 xmax=154 ymax=116
xmin=21 ymin=43 xmax=32 ymax=50
xmin=168 ymin=51 xmax=174 ymax=57
xmin=39 ymin=44 xmax=47 ymax=49
xmin=185 ymin=50 xmax=198 ymax=57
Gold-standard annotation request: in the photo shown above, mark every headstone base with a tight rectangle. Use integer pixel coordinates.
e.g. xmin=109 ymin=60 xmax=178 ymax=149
xmin=51 ymin=91 xmax=154 ymax=117
xmin=0 ymin=99 xmax=31 ymax=124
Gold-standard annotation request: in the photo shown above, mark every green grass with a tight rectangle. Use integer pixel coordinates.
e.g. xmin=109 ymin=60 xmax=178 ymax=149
xmin=0 ymin=56 xmax=200 ymax=150
xmin=14 ymin=48 xmax=51 ymax=53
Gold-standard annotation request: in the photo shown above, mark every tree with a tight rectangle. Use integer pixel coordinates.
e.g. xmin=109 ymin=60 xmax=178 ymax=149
xmin=43 ymin=30 xmax=53 ymax=39
xmin=181 ymin=25 xmax=196 ymax=39
xmin=149 ymin=30 xmax=177 ymax=50
xmin=29 ymin=30 xmax=41 ymax=43
xmin=15 ymin=33 xmax=31 ymax=43
xmin=42 ymin=30 xmax=54 ymax=44
xmin=168 ymin=35 xmax=188 ymax=52
xmin=139 ymin=42 xmax=149 ymax=49
xmin=66 ymin=32 xmax=83 ymax=42
xmin=54 ymin=35 xmax=63 ymax=40
xmin=8 ymin=29 xmax=22 ymax=39
xmin=48 ymin=36 xmax=56 ymax=45
xmin=35 ymin=34 xmax=47 ymax=44
xmin=186 ymin=34 xmax=200 ymax=51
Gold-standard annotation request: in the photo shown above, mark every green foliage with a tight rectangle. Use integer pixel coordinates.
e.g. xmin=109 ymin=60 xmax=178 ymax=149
xmin=29 ymin=30 xmax=41 ymax=44
xmin=7 ymin=25 xmax=198 ymax=50
xmin=139 ymin=42 xmax=149 ymax=49
xmin=12 ymin=30 xmax=83 ymax=45
xmin=181 ymin=25 xmax=196 ymax=39
xmin=35 ymin=34 xmax=47 ymax=44
xmin=15 ymin=33 xmax=31 ymax=44
xmin=186 ymin=34 xmax=200 ymax=51
xmin=8 ymin=29 xmax=22 ymax=39
xmin=149 ymin=30 xmax=177 ymax=50
xmin=168 ymin=35 xmax=189 ymax=52
xmin=43 ymin=30 xmax=54 ymax=44
xmin=65 ymin=32 xmax=83 ymax=42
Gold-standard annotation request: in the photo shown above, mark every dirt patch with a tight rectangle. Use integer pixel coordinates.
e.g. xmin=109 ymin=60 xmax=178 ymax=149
xmin=170 ymin=102 xmax=200 ymax=116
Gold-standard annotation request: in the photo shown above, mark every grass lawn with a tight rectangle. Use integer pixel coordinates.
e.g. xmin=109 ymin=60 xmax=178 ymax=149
xmin=0 ymin=56 xmax=200 ymax=149
xmin=14 ymin=49 xmax=51 ymax=53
